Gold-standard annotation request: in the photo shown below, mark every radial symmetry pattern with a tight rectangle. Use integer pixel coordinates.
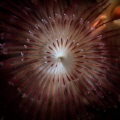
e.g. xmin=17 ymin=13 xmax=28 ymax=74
xmin=0 ymin=0 xmax=120 ymax=120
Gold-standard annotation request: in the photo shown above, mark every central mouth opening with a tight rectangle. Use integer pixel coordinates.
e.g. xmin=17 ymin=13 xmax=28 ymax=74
xmin=56 ymin=52 xmax=65 ymax=62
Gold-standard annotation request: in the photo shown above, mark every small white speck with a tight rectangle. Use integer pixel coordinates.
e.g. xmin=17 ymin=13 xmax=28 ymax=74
xmin=91 ymin=27 xmax=95 ymax=31
xmin=8 ymin=81 xmax=14 ymax=86
xmin=21 ymin=52 xmax=24 ymax=57
xmin=24 ymin=45 xmax=27 ymax=49
xmin=49 ymin=17 xmax=55 ymax=23
xmin=72 ymin=14 xmax=76 ymax=20
xmin=22 ymin=93 xmax=27 ymax=98
xmin=76 ymin=43 xmax=79 ymax=46
xmin=80 ymin=18 xmax=83 ymax=25
xmin=21 ymin=58 xmax=24 ymax=61
xmin=35 ymin=24 xmax=39 ymax=29
xmin=97 ymin=35 xmax=102 ymax=40
xmin=55 ymin=14 xmax=61 ymax=19
xmin=72 ymin=40 xmax=75 ymax=42
xmin=27 ymin=38 xmax=30 ymax=43
xmin=42 ymin=19 xmax=48 ymax=24
xmin=29 ymin=30 xmax=33 ymax=34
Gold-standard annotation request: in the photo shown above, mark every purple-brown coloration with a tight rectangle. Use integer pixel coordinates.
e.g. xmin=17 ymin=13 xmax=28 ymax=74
xmin=0 ymin=0 xmax=120 ymax=120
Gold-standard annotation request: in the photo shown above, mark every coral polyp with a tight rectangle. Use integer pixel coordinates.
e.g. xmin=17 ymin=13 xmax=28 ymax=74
xmin=0 ymin=0 xmax=120 ymax=120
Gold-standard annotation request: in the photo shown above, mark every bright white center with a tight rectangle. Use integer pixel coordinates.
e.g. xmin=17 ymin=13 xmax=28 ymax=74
xmin=56 ymin=51 xmax=64 ymax=58
xmin=55 ymin=51 xmax=66 ymax=61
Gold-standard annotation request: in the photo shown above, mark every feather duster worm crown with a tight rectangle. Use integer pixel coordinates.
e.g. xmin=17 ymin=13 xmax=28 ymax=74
xmin=0 ymin=0 xmax=120 ymax=120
